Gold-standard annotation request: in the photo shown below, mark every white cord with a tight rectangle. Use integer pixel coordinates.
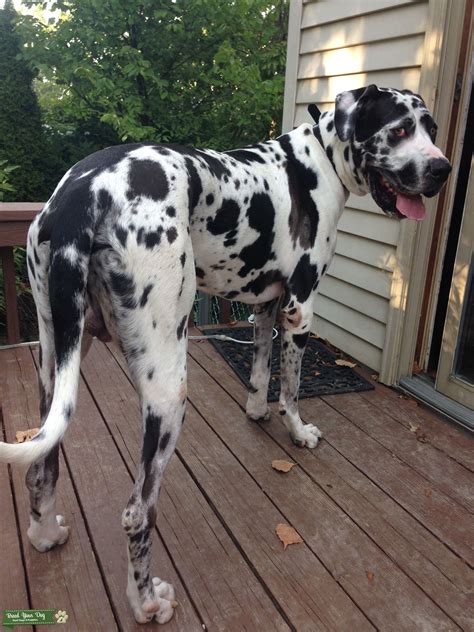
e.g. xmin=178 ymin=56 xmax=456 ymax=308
xmin=189 ymin=314 xmax=279 ymax=344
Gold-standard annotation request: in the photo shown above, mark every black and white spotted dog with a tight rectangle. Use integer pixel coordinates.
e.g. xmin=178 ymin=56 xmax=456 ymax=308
xmin=0 ymin=85 xmax=451 ymax=623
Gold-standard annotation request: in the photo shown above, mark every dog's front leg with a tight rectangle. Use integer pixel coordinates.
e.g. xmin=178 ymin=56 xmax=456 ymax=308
xmin=278 ymin=299 xmax=322 ymax=448
xmin=246 ymin=299 xmax=279 ymax=422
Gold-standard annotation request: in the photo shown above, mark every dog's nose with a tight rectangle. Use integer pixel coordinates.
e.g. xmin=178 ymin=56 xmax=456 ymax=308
xmin=429 ymin=158 xmax=452 ymax=180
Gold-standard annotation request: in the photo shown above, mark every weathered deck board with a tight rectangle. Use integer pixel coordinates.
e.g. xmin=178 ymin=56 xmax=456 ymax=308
xmin=1 ymin=335 xmax=473 ymax=631
xmin=0 ymin=347 xmax=118 ymax=631
xmin=186 ymin=342 xmax=463 ymax=631
xmin=187 ymin=337 xmax=474 ymax=630
xmin=322 ymin=391 xmax=474 ymax=512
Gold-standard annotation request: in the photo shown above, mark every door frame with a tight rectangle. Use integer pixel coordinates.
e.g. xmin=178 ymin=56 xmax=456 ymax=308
xmin=384 ymin=0 xmax=473 ymax=384
xmin=436 ymin=154 xmax=474 ymax=408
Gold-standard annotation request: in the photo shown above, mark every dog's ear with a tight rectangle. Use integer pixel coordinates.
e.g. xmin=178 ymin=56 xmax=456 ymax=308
xmin=307 ymin=103 xmax=321 ymax=124
xmin=334 ymin=85 xmax=378 ymax=141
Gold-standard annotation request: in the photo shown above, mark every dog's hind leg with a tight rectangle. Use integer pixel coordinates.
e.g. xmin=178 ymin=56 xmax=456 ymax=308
xmin=109 ymin=239 xmax=195 ymax=624
xmin=246 ymin=298 xmax=279 ymax=421
xmin=25 ymin=238 xmax=70 ymax=551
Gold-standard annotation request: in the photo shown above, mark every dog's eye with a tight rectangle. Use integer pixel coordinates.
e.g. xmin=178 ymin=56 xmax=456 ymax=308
xmin=430 ymin=126 xmax=437 ymax=138
xmin=393 ymin=127 xmax=407 ymax=137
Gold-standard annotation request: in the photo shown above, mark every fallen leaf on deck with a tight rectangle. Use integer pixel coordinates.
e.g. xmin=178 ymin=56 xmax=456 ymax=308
xmin=275 ymin=523 xmax=303 ymax=549
xmin=335 ymin=359 xmax=357 ymax=368
xmin=409 ymin=423 xmax=419 ymax=433
xmin=228 ymin=320 xmax=238 ymax=326
xmin=15 ymin=428 xmax=40 ymax=443
xmin=371 ymin=374 xmax=379 ymax=381
xmin=366 ymin=571 xmax=375 ymax=582
xmin=171 ymin=600 xmax=179 ymax=609
xmin=314 ymin=371 xmax=321 ymax=377
xmin=424 ymin=488 xmax=432 ymax=498
xmin=272 ymin=460 xmax=296 ymax=473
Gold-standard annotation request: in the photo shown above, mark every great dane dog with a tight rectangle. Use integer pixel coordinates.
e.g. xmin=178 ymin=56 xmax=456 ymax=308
xmin=0 ymin=85 xmax=451 ymax=623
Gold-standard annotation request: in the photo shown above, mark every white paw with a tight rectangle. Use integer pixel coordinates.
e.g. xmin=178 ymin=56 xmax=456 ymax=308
xmin=246 ymin=403 xmax=271 ymax=422
xmin=27 ymin=514 xmax=70 ymax=552
xmin=290 ymin=424 xmax=322 ymax=449
xmin=128 ymin=577 xmax=176 ymax=625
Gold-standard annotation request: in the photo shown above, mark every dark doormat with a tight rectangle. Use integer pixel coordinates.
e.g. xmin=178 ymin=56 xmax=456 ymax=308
xmin=205 ymin=326 xmax=374 ymax=401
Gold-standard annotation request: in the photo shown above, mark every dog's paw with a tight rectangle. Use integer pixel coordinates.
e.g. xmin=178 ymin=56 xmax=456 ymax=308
xmin=128 ymin=577 xmax=176 ymax=625
xmin=290 ymin=424 xmax=322 ymax=449
xmin=246 ymin=407 xmax=271 ymax=422
xmin=27 ymin=514 xmax=70 ymax=552
xmin=246 ymin=400 xmax=271 ymax=422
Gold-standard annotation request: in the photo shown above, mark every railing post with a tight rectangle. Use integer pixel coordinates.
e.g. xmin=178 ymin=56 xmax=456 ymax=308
xmin=0 ymin=246 xmax=21 ymax=344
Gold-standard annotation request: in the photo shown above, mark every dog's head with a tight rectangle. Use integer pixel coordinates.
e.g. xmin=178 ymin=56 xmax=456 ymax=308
xmin=334 ymin=84 xmax=451 ymax=220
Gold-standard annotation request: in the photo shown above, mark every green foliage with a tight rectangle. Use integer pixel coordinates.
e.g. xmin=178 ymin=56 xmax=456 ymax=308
xmin=0 ymin=159 xmax=19 ymax=201
xmin=0 ymin=1 xmax=51 ymax=200
xmin=18 ymin=0 xmax=288 ymax=149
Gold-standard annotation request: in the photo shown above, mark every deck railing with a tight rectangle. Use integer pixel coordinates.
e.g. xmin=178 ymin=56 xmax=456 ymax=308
xmin=0 ymin=202 xmax=234 ymax=345
xmin=0 ymin=203 xmax=43 ymax=344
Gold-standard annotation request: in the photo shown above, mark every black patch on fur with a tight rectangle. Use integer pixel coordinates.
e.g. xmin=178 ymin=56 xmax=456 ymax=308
xmin=293 ymin=332 xmax=310 ymax=349
xmin=241 ymin=269 xmax=283 ymax=296
xmin=237 ymin=192 xmax=276 ymax=277
xmin=206 ymin=199 xmax=240 ymax=236
xmin=167 ymin=227 xmax=178 ymax=244
xmin=144 ymin=227 xmax=164 ymax=249
xmin=288 ymin=254 xmax=318 ymax=304
xmin=110 ymin=270 xmax=137 ymax=309
xmin=159 ymin=431 xmax=171 ymax=452
xmin=195 ymin=266 xmax=205 ymax=278
xmin=27 ymin=255 xmax=36 ymax=280
xmin=180 ymin=253 xmax=186 ymax=267
xmin=206 ymin=193 xmax=214 ymax=205
xmin=140 ymin=283 xmax=153 ymax=308
xmin=147 ymin=368 xmax=154 ymax=380
xmin=397 ymin=161 xmax=418 ymax=188
xmin=225 ymin=149 xmax=266 ymax=164
xmin=142 ymin=408 xmax=161 ymax=474
xmin=115 ymin=226 xmax=128 ymax=247
xmin=184 ymin=157 xmax=203 ymax=213
xmin=166 ymin=206 xmax=176 ymax=217
xmin=176 ymin=315 xmax=187 ymax=340
xmin=355 ymin=94 xmax=409 ymax=142
xmin=278 ymin=134 xmax=319 ymax=250
xmin=127 ymin=159 xmax=169 ymax=201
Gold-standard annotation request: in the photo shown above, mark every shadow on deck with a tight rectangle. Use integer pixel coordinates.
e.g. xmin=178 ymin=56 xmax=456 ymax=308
xmin=1 ymin=334 xmax=473 ymax=631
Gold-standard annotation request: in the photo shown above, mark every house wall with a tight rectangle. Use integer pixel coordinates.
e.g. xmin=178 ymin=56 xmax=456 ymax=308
xmin=283 ymin=0 xmax=430 ymax=372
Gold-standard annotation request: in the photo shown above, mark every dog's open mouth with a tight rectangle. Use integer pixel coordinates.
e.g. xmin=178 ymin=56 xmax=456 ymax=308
xmin=368 ymin=170 xmax=426 ymax=221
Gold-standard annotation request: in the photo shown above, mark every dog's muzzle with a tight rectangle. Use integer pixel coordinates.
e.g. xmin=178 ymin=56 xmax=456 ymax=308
xmin=423 ymin=158 xmax=452 ymax=197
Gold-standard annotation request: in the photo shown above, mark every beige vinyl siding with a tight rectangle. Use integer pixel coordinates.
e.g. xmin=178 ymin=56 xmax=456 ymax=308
xmin=283 ymin=0 xmax=430 ymax=372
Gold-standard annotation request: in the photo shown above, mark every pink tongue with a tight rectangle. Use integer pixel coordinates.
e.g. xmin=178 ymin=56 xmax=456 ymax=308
xmin=396 ymin=193 xmax=426 ymax=220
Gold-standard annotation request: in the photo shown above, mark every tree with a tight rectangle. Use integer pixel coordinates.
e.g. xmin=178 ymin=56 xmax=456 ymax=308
xmin=18 ymin=0 xmax=288 ymax=150
xmin=0 ymin=0 xmax=50 ymax=200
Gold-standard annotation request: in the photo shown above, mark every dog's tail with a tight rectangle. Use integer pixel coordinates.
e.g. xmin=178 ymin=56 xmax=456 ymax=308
xmin=0 ymin=189 xmax=95 ymax=467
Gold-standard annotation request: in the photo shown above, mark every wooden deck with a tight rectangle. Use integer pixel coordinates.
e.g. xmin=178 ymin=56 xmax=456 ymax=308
xmin=1 ymin=334 xmax=473 ymax=631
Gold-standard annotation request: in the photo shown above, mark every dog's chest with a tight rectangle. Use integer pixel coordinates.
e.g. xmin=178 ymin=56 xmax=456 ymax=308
xmin=189 ymin=147 xmax=343 ymax=304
